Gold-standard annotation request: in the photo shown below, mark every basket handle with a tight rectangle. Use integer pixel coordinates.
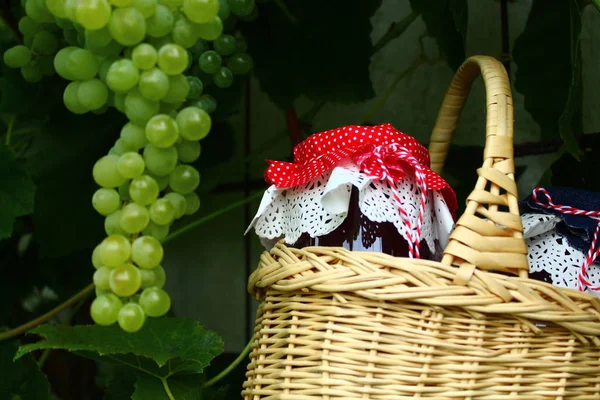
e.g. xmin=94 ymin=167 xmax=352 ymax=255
xmin=428 ymin=56 xmax=529 ymax=283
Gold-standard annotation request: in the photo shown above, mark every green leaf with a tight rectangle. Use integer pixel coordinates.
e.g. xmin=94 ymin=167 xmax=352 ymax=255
xmin=16 ymin=318 xmax=223 ymax=400
xmin=409 ymin=0 xmax=468 ymax=70
xmin=0 ymin=337 xmax=52 ymax=400
xmin=558 ymin=0 xmax=584 ymax=160
xmin=0 ymin=144 xmax=35 ymax=239
xmin=240 ymin=0 xmax=381 ymax=109
xmin=513 ymin=0 xmax=572 ymax=141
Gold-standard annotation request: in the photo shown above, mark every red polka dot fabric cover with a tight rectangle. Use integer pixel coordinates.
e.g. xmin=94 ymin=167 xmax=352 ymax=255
xmin=247 ymin=124 xmax=458 ymax=254
xmin=265 ymin=123 xmax=457 ymax=213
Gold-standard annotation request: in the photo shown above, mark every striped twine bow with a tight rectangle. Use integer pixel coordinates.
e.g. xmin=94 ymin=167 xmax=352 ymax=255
xmin=532 ymin=187 xmax=600 ymax=291
xmin=354 ymin=143 xmax=428 ymax=259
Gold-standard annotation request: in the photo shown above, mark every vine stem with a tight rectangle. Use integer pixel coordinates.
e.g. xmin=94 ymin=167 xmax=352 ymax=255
xmin=0 ymin=192 xmax=263 ymax=342
xmin=203 ymin=339 xmax=253 ymax=388
xmin=0 ymin=283 xmax=95 ymax=342
xmin=161 ymin=377 xmax=176 ymax=400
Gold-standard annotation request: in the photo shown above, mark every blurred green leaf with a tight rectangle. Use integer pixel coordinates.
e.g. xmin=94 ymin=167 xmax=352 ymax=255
xmin=0 ymin=337 xmax=52 ymax=400
xmin=240 ymin=0 xmax=381 ymax=108
xmin=410 ymin=0 xmax=468 ymax=70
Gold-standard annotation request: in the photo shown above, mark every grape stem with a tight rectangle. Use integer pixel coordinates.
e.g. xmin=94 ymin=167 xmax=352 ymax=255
xmin=203 ymin=339 xmax=253 ymax=388
xmin=0 ymin=283 xmax=95 ymax=342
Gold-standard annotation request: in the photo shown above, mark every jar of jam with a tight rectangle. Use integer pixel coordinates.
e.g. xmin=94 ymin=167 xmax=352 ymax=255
xmin=247 ymin=124 xmax=457 ymax=260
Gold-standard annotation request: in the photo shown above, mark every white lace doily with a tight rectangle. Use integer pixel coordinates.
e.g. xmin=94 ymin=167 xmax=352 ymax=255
xmin=522 ymin=213 xmax=600 ymax=297
xmin=247 ymin=163 xmax=454 ymax=252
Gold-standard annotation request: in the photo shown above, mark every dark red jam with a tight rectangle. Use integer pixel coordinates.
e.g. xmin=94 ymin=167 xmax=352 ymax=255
xmin=292 ymin=188 xmax=442 ymax=260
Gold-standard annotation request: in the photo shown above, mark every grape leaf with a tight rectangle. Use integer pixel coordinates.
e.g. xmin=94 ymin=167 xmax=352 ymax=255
xmin=0 ymin=144 xmax=35 ymax=239
xmin=240 ymin=0 xmax=381 ymax=109
xmin=101 ymin=366 xmax=136 ymax=400
xmin=0 ymin=337 xmax=52 ymax=400
xmin=513 ymin=0 xmax=572 ymax=141
xmin=16 ymin=318 xmax=223 ymax=400
xmin=409 ymin=0 xmax=467 ymax=70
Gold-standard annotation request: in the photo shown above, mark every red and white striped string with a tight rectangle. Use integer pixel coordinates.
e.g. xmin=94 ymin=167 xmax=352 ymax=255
xmin=532 ymin=187 xmax=600 ymax=291
xmin=355 ymin=143 xmax=428 ymax=259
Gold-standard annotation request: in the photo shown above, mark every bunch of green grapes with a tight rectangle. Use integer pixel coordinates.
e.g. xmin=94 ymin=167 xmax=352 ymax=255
xmin=3 ymin=0 xmax=255 ymax=332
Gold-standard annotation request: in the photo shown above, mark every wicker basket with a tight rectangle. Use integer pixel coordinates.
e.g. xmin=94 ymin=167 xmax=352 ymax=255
xmin=242 ymin=56 xmax=600 ymax=399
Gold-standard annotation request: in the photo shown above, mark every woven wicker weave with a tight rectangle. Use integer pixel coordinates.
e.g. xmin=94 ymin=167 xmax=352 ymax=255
xmin=242 ymin=56 xmax=600 ymax=399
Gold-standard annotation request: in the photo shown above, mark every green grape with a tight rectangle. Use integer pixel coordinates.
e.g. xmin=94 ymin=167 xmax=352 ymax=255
xmin=139 ymin=287 xmax=170 ymax=317
xmin=65 ymin=48 xmax=99 ymax=80
xmin=153 ymin=265 xmax=166 ymax=287
xmin=110 ymin=0 xmax=133 ymax=6
xmin=63 ymin=28 xmax=79 ymax=46
xmin=76 ymin=0 xmax=111 ymax=30
xmin=132 ymin=43 xmax=157 ymax=69
xmin=125 ymin=88 xmax=160 ymax=125
xmin=129 ymin=175 xmax=160 ymax=205
xmin=132 ymin=0 xmax=157 ymax=17
xmin=142 ymin=221 xmax=169 ymax=241
xmin=85 ymin=26 xmax=112 ymax=47
xmin=175 ymin=139 xmax=201 ymax=162
xmin=95 ymin=287 xmax=111 ymax=296
xmin=98 ymin=56 xmax=119 ymax=82
xmin=146 ymin=4 xmax=174 ymax=37
xmin=109 ymin=263 xmax=142 ymax=296
xmin=114 ymin=138 xmax=137 ymax=154
xmin=239 ymin=6 xmax=257 ymax=21
xmin=93 ymin=155 xmax=126 ymax=188
xmin=92 ymin=188 xmax=121 ymax=215
xmin=213 ymin=34 xmax=235 ymax=55
xmin=118 ymin=181 xmax=131 ymax=200
xmin=228 ymin=52 xmax=252 ymax=74
xmin=149 ymin=198 xmax=175 ymax=225
xmin=217 ymin=0 xmax=229 ymax=20
xmin=162 ymin=74 xmax=189 ymax=103
xmin=120 ymin=202 xmax=150 ymax=232
xmin=99 ymin=234 xmax=132 ymax=267
xmin=121 ymin=122 xmax=148 ymax=149
xmin=140 ymin=268 xmax=157 ymax=288
xmin=198 ymin=50 xmax=221 ymax=74
xmin=91 ymin=294 xmax=122 ymax=325
xmin=191 ymin=94 xmax=216 ymax=114
xmin=184 ymin=192 xmax=200 ymax=215
xmin=145 ymin=114 xmax=179 ymax=148
xmin=164 ymin=192 xmax=187 ymax=218
xmin=213 ymin=66 xmax=233 ymax=88
xmin=37 ymin=55 xmax=56 ymax=76
xmin=189 ymin=39 xmax=208 ymax=58
xmin=106 ymin=59 xmax=140 ymax=92
xmin=114 ymin=91 xmax=126 ymax=112
xmin=156 ymin=43 xmax=188 ymax=75
xmin=138 ymin=67 xmax=169 ymax=100
xmin=146 ymin=34 xmax=172 ymax=49
xmin=143 ymin=144 xmax=177 ymax=176
xmin=195 ymin=16 xmax=222 ymax=40
xmin=117 ymin=152 xmax=145 ymax=178
xmin=108 ymin=7 xmax=146 ymax=46
xmin=186 ymin=76 xmax=203 ymax=99
xmin=105 ymin=210 xmax=128 ymax=235
xmin=93 ymin=266 xmax=111 ymax=289
xmin=87 ymin=39 xmax=124 ymax=57
xmin=228 ymin=0 xmax=254 ymax=17
xmin=26 ymin=0 xmax=55 ymax=23
xmin=175 ymin=107 xmax=211 ymax=140
xmin=92 ymin=244 xmax=104 ymax=268
xmin=78 ymin=78 xmax=109 ymax=110
xmin=92 ymin=103 xmax=109 ymax=115
xmin=63 ymin=81 xmax=88 ymax=114
xmin=21 ymin=64 xmax=43 ymax=83
xmin=159 ymin=0 xmax=183 ymax=9
xmin=234 ymin=32 xmax=247 ymax=52
xmin=118 ymin=303 xmax=146 ymax=332
xmin=3 ymin=45 xmax=32 ymax=68
xmin=169 ymin=165 xmax=200 ymax=194
xmin=131 ymin=236 xmax=163 ymax=269
xmin=148 ymin=173 xmax=170 ymax=190
xmin=182 ymin=0 xmax=219 ymax=23
xmin=172 ymin=16 xmax=200 ymax=48
xmin=18 ymin=16 xmax=41 ymax=36
xmin=159 ymin=101 xmax=182 ymax=115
